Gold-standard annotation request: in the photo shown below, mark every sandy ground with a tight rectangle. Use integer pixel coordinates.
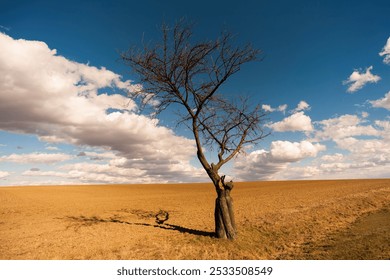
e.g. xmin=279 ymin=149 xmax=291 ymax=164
xmin=0 ymin=179 xmax=389 ymax=260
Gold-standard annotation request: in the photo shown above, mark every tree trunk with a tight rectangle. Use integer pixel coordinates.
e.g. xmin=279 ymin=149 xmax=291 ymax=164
xmin=214 ymin=177 xmax=237 ymax=239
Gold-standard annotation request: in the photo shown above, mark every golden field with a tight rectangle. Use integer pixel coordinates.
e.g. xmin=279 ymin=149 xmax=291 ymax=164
xmin=0 ymin=179 xmax=389 ymax=260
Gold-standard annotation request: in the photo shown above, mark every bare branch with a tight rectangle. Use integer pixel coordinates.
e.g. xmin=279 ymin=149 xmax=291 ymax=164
xmin=120 ymin=20 xmax=268 ymax=182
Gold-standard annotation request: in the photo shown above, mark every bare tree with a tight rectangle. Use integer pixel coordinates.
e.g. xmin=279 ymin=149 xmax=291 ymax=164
xmin=121 ymin=20 xmax=268 ymax=239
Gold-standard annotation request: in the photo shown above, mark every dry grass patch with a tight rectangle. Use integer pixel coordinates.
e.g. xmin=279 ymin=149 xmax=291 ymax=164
xmin=1 ymin=179 xmax=389 ymax=259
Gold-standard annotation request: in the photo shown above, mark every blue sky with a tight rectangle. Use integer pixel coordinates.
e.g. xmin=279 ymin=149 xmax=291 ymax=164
xmin=1 ymin=0 xmax=390 ymax=185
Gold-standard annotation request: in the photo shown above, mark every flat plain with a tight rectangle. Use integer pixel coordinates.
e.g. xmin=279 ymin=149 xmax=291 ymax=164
xmin=1 ymin=179 xmax=389 ymax=260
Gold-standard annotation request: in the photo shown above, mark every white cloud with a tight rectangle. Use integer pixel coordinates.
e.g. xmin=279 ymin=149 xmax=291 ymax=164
xmin=370 ymin=91 xmax=390 ymax=110
xmin=304 ymin=116 xmax=390 ymax=179
xmin=321 ymin=153 xmax=344 ymax=162
xmin=291 ymin=100 xmax=310 ymax=113
xmin=262 ymin=104 xmax=287 ymax=113
xmin=21 ymin=156 xmax=207 ymax=184
xmin=262 ymin=104 xmax=274 ymax=112
xmin=22 ymin=170 xmax=68 ymax=177
xmin=0 ymin=33 xmax=207 ymax=183
xmin=270 ymin=140 xmax=325 ymax=162
xmin=238 ymin=107 xmax=390 ymax=181
xmin=242 ymin=114 xmax=390 ymax=181
xmin=236 ymin=149 xmax=288 ymax=180
xmin=0 ymin=171 xmax=10 ymax=179
xmin=343 ymin=66 xmax=381 ymax=93
xmin=313 ymin=114 xmax=380 ymax=141
xmin=76 ymin=150 xmax=117 ymax=160
xmin=297 ymin=100 xmax=310 ymax=111
xmin=234 ymin=140 xmax=325 ymax=180
xmin=379 ymin=37 xmax=390 ymax=64
xmin=269 ymin=111 xmax=313 ymax=132
xmin=319 ymin=162 xmax=352 ymax=174
xmin=0 ymin=153 xmax=72 ymax=164
xmin=254 ymin=112 xmax=390 ymax=180
xmin=375 ymin=120 xmax=390 ymax=140
xmin=268 ymin=165 xmax=322 ymax=180
xmin=277 ymin=104 xmax=288 ymax=113
xmin=22 ymin=163 xmax=142 ymax=184
xmin=45 ymin=146 xmax=59 ymax=151
xmin=334 ymin=119 xmax=390 ymax=163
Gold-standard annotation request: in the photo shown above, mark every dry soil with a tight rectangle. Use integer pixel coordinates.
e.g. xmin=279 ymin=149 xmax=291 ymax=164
xmin=1 ymin=179 xmax=389 ymax=259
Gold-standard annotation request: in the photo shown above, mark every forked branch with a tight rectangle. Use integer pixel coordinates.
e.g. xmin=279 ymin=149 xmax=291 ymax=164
xmin=121 ymin=19 xmax=268 ymax=179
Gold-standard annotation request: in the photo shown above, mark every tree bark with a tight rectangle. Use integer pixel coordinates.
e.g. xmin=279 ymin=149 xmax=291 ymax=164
xmin=214 ymin=177 xmax=237 ymax=239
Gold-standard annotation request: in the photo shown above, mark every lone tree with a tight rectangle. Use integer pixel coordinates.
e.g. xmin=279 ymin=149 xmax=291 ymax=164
xmin=121 ymin=21 xmax=268 ymax=239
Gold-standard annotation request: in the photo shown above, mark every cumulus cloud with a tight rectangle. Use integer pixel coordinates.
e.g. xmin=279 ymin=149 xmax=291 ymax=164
xmin=236 ymin=112 xmax=390 ymax=180
xmin=304 ymin=115 xmax=390 ymax=179
xmin=334 ymin=120 xmax=390 ymax=162
xmin=22 ymin=170 xmax=70 ymax=178
xmin=321 ymin=153 xmax=344 ymax=162
xmin=0 ymin=153 xmax=72 ymax=164
xmin=0 ymin=33 xmax=207 ymax=183
xmin=269 ymin=111 xmax=313 ymax=132
xmin=21 ymin=166 xmax=107 ymax=184
xmin=0 ymin=33 xmax=138 ymax=133
xmin=271 ymin=135 xmax=390 ymax=180
xmin=313 ymin=114 xmax=380 ymax=142
xmin=239 ymin=106 xmax=390 ymax=181
xmin=21 ymin=157 xmax=206 ymax=184
xmin=317 ymin=142 xmax=390 ymax=177
xmin=297 ymin=101 xmax=310 ymax=111
xmin=284 ymin=166 xmax=322 ymax=179
xmin=270 ymin=140 xmax=325 ymax=162
xmin=370 ymin=91 xmax=390 ymax=110
xmin=0 ymin=171 xmax=10 ymax=179
xmin=291 ymin=100 xmax=310 ymax=113
xmin=234 ymin=140 xmax=325 ymax=180
xmin=379 ymin=37 xmax=390 ymax=64
xmin=343 ymin=66 xmax=381 ymax=93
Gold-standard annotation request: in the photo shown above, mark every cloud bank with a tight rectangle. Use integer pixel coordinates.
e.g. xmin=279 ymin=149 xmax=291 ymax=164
xmin=1 ymin=33 xmax=390 ymax=184
xmin=234 ymin=140 xmax=325 ymax=180
xmin=0 ymin=33 xmax=206 ymax=183
xmin=0 ymin=153 xmax=72 ymax=164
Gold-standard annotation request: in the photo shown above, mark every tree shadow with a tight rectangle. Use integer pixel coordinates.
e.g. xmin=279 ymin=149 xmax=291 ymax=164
xmin=63 ymin=215 xmax=215 ymax=238
xmin=164 ymin=223 xmax=215 ymax=237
